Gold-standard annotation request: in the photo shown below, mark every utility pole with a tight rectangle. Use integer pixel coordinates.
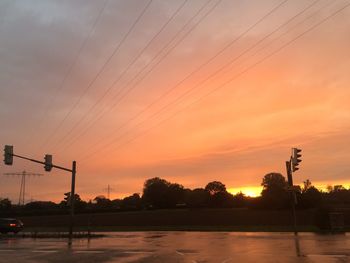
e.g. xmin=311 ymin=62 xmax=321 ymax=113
xmin=3 ymin=171 xmax=43 ymax=205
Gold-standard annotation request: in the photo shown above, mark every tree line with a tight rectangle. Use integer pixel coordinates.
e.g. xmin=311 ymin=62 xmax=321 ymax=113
xmin=1 ymin=173 xmax=350 ymax=215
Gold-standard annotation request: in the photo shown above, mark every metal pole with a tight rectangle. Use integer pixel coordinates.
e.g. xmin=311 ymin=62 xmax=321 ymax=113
xmin=18 ymin=173 xmax=24 ymax=205
xmin=286 ymin=161 xmax=297 ymax=235
xmin=69 ymin=161 xmax=76 ymax=240
xmin=23 ymin=171 xmax=26 ymax=205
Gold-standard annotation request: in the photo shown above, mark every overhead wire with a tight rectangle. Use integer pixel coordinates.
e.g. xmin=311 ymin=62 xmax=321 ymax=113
xmin=51 ymin=0 xmax=189 ymax=149
xmin=23 ymin=0 xmax=109 ymax=147
xmin=54 ymin=0 xmax=220 ymax=152
xmin=80 ymin=0 xmax=350 ymax=162
xmin=77 ymin=0 xmax=293 ymax=159
xmin=38 ymin=0 xmax=154 ymax=152
xmin=61 ymin=0 xmax=287 ymax=152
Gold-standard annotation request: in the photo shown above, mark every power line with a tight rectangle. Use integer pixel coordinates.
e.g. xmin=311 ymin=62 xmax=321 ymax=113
xmin=81 ymin=1 xmax=350 ymax=162
xmin=38 ymin=0 xmax=154 ymax=152
xmin=55 ymin=0 xmax=219 ymax=152
xmin=246 ymin=0 xmax=335 ymax=60
xmin=24 ymin=0 xmax=109 ymax=148
xmin=62 ymin=0 xmax=285 ymax=153
xmin=75 ymin=0 xmax=290 ymax=157
xmin=51 ymin=0 xmax=189 ymax=149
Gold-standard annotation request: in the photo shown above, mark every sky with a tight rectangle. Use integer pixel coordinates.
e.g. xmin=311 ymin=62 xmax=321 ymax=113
xmin=0 ymin=0 xmax=350 ymax=203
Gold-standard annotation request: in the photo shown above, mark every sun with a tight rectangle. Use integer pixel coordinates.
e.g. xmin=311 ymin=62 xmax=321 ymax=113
xmin=228 ymin=186 xmax=262 ymax=197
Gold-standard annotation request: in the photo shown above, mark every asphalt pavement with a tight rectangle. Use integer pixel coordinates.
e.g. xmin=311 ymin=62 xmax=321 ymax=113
xmin=0 ymin=232 xmax=349 ymax=262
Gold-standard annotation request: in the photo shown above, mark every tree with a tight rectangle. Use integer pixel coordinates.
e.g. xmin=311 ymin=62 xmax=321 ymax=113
xmin=93 ymin=195 xmax=112 ymax=209
xmin=261 ymin=173 xmax=287 ymax=191
xmin=205 ymin=181 xmax=226 ymax=195
xmin=185 ymin=188 xmax=210 ymax=208
xmin=260 ymin=173 xmax=289 ymax=209
xmin=122 ymin=193 xmax=142 ymax=210
xmin=167 ymin=183 xmax=185 ymax=207
xmin=302 ymin=179 xmax=312 ymax=193
xmin=25 ymin=201 xmax=57 ymax=210
xmin=299 ymin=185 xmax=322 ymax=208
xmin=143 ymin=177 xmax=170 ymax=208
xmin=232 ymin=192 xmax=247 ymax=208
xmin=209 ymin=191 xmax=234 ymax=208
xmin=60 ymin=192 xmax=86 ymax=210
xmin=0 ymin=198 xmax=12 ymax=211
xmin=142 ymin=177 xmax=185 ymax=208
xmin=328 ymin=185 xmax=350 ymax=204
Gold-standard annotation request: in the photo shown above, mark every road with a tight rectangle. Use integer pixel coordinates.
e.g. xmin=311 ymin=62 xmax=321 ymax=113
xmin=0 ymin=232 xmax=349 ymax=262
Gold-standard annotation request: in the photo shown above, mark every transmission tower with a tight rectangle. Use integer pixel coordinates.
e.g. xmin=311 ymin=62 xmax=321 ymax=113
xmin=3 ymin=171 xmax=43 ymax=205
xmin=103 ymin=184 xmax=114 ymax=200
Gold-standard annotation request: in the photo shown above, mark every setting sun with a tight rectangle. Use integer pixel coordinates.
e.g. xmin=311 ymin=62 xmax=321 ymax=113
xmin=228 ymin=187 xmax=262 ymax=197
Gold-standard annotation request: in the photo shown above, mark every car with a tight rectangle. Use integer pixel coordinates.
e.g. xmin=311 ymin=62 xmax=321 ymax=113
xmin=0 ymin=218 xmax=24 ymax=234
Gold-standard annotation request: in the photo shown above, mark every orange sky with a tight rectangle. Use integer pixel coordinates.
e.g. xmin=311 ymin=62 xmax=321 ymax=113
xmin=0 ymin=0 xmax=350 ymax=202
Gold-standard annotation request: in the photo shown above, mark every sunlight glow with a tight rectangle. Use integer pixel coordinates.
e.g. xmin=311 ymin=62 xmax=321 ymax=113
xmin=228 ymin=186 xmax=262 ymax=197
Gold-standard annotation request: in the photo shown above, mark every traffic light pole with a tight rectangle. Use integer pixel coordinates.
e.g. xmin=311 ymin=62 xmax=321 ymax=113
xmin=11 ymin=153 xmax=72 ymax=172
xmin=286 ymin=160 xmax=298 ymax=236
xmin=69 ymin=161 xmax=76 ymax=241
xmin=4 ymin=147 xmax=77 ymax=241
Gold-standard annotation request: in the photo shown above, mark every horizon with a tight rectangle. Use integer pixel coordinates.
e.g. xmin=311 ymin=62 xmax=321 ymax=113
xmin=2 ymin=175 xmax=350 ymax=203
xmin=1 ymin=0 xmax=350 ymax=203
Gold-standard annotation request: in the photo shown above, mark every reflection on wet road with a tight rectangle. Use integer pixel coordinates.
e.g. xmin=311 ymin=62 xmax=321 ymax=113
xmin=0 ymin=232 xmax=349 ymax=262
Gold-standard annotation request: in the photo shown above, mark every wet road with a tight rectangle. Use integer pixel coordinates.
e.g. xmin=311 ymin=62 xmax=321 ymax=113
xmin=0 ymin=232 xmax=349 ymax=262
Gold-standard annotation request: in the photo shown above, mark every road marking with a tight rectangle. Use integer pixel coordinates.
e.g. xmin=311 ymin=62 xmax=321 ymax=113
xmin=222 ymin=258 xmax=232 ymax=263
xmin=176 ymin=250 xmax=185 ymax=256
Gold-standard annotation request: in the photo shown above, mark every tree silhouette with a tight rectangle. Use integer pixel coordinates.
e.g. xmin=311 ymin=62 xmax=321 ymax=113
xmin=205 ymin=181 xmax=226 ymax=195
xmin=185 ymin=188 xmax=210 ymax=208
xmin=167 ymin=183 xmax=185 ymax=207
xmin=142 ymin=177 xmax=185 ymax=208
xmin=0 ymin=198 xmax=11 ymax=211
xmin=299 ymin=180 xmax=322 ymax=208
xmin=60 ymin=192 xmax=86 ymax=210
xmin=93 ymin=195 xmax=112 ymax=209
xmin=302 ymin=179 xmax=312 ymax=193
xmin=122 ymin=193 xmax=142 ymax=210
xmin=143 ymin=177 xmax=170 ymax=208
xmin=260 ymin=173 xmax=289 ymax=209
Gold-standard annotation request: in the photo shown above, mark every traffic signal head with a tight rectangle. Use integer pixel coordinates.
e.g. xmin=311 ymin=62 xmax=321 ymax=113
xmin=44 ymin=154 xmax=53 ymax=172
xmin=292 ymin=148 xmax=302 ymax=172
xmin=4 ymin=145 xmax=13 ymax=165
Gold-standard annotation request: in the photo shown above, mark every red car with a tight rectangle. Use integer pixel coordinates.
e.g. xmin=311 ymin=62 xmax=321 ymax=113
xmin=0 ymin=218 xmax=24 ymax=234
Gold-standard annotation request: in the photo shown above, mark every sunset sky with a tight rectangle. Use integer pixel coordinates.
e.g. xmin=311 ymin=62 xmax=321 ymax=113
xmin=0 ymin=0 xmax=350 ymax=202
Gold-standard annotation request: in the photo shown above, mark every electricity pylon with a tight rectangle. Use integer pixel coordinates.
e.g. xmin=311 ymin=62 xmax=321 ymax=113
xmin=103 ymin=184 xmax=114 ymax=200
xmin=3 ymin=171 xmax=43 ymax=205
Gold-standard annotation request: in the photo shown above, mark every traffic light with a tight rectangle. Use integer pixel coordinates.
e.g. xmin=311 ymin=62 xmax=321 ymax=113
xmin=4 ymin=145 xmax=13 ymax=165
xmin=291 ymin=148 xmax=302 ymax=172
xmin=44 ymin=154 xmax=53 ymax=172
